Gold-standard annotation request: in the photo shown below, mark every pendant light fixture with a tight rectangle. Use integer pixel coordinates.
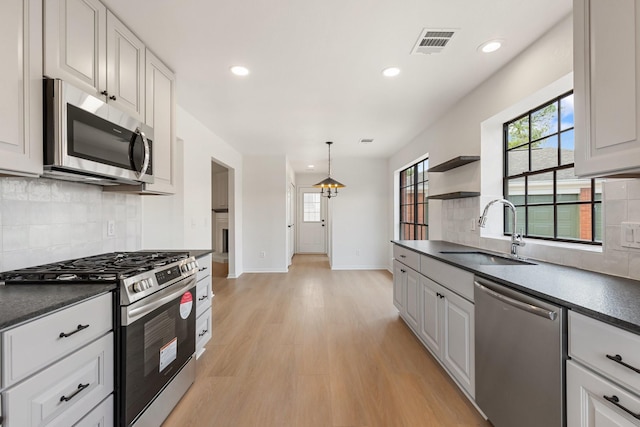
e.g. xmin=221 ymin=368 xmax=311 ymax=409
xmin=313 ymin=141 xmax=345 ymax=198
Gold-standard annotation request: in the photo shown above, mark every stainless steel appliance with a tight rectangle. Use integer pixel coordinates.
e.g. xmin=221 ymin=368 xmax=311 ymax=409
xmin=474 ymin=277 xmax=565 ymax=427
xmin=0 ymin=251 xmax=199 ymax=426
xmin=43 ymin=78 xmax=154 ymax=186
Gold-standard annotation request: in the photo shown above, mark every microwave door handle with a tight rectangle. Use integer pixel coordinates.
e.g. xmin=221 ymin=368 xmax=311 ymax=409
xmin=132 ymin=128 xmax=150 ymax=179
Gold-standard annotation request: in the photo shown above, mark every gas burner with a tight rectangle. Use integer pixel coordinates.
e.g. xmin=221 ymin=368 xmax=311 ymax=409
xmin=89 ymin=274 xmax=118 ymax=281
xmin=57 ymin=274 xmax=79 ymax=281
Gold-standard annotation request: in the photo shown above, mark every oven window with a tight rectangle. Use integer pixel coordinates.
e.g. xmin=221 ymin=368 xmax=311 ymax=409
xmin=122 ymin=288 xmax=195 ymax=426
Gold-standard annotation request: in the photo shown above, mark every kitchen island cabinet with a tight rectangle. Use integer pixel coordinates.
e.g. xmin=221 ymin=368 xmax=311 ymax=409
xmin=574 ymin=0 xmax=640 ymax=177
xmin=0 ymin=0 xmax=43 ymax=177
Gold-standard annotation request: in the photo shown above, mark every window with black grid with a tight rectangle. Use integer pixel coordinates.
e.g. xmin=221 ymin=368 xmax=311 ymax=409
xmin=399 ymin=159 xmax=429 ymax=240
xmin=504 ymin=91 xmax=602 ymax=244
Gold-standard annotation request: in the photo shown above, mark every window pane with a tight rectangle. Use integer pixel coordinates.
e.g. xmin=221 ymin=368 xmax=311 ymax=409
xmin=528 ymin=205 xmax=554 ymax=238
xmin=508 ymin=144 xmax=529 ymax=176
xmin=506 ymin=177 xmax=525 ymax=205
xmin=557 ymin=170 xmax=592 ymax=203
xmin=531 ymin=102 xmax=558 ymax=141
xmin=560 ymin=129 xmax=575 ymax=165
xmin=531 ymin=136 xmax=558 ymax=171
xmin=557 ymin=204 xmax=584 ymax=240
xmin=594 ymin=179 xmax=603 ymax=201
xmin=507 ymin=116 xmax=529 ymax=148
xmin=303 ymin=193 xmax=321 ymax=222
xmin=560 ymin=93 xmax=574 ymax=131
xmin=594 ymin=203 xmax=602 ymax=242
xmin=527 ymin=172 xmax=554 ymax=204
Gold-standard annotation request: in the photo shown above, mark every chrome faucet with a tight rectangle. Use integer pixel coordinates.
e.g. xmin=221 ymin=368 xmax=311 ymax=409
xmin=479 ymin=198 xmax=526 ymax=259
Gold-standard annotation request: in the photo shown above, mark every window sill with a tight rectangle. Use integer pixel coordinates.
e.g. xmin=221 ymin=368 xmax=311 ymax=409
xmin=480 ymin=234 xmax=603 ymax=258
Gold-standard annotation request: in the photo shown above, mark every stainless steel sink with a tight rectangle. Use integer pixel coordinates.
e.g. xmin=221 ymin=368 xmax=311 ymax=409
xmin=439 ymin=251 xmax=536 ymax=266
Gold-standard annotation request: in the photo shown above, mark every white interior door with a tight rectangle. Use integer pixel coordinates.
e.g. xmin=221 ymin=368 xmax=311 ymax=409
xmin=297 ymin=187 xmax=327 ymax=253
xmin=287 ymin=182 xmax=295 ymax=265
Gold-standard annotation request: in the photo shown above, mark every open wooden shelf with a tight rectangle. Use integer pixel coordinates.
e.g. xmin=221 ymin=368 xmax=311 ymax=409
xmin=427 ymin=191 xmax=480 ymax=200
xmin=428 ymin=156 xmax=480 ymax=173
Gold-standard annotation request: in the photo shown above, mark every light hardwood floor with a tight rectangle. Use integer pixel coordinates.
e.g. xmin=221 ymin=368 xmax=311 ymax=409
xmin=163 ymin=254 xmax=490 ymax=427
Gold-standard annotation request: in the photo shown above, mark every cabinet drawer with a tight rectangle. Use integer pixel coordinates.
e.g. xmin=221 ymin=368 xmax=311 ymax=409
xmin=393 ymin=245 xmax=420 ymax=271
xmin=73 ymin=394 xmax=113 ymax=427
xmin=567 ymin=360 xmax=640 ymax=427
xmin=421 ymin=256 xmax=474 ymax=301
xmin=2 ymin=293 xmax=112 ymax=387
xmin=3 ymin=333 xmax=114 ymax=427
xmin=196 ymin=254 xmax=212 ymax=282
xmin=569 ymin=311 xmax=640 ymax=395
xmin=196 ymin=309 xmax=212 ymax=357
xmin=196 ymin=275 xmax=212 ymax=317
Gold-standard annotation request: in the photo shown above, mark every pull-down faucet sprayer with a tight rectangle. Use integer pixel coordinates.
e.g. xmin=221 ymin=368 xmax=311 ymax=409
xmin=478 ymin=198 xmax=526 ymax=259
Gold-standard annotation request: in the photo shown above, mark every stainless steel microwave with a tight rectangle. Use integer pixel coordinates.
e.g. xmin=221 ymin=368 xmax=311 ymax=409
xmin=43 ymin=78 xmax=154 ymax=185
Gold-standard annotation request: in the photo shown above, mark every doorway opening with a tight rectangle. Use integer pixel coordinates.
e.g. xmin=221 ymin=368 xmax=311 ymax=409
xmin=211 ymin=160 xmax=230 ymax=278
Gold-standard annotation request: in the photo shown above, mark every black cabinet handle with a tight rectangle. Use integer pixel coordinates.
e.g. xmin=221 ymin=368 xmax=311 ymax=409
xmin=198 ymin=295 xmax=207 ymax=301
xmin=400 ymin=269 xmax=406 ymax=273
xmin=109 ymin=95 xmax=116 ymax=101
xmin=59 ymin=324 xmax=89 ymax=338
xmin=198 ymin=266 xmax=208 ymax=272
xmin=606 ymin=354 xmax=640 ymax=374
xmin=436 ymin=292 xmax=445 ymax=299
xmin=603 ymin=395 xmax=640 ymax=419
xmin=399 ymin=254 xmax=406 ymax=258
xmin=60 ymin=383 xmax=90 ymax=402
xmin=198 ymin=329 xmax=209 ymax=337
xmin=100 ymin=90 xmax=108 ymax=96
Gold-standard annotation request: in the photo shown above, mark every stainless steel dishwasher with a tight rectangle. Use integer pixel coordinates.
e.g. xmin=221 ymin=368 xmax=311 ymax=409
xmin=474 ymin=276 xmax=566 ymax=427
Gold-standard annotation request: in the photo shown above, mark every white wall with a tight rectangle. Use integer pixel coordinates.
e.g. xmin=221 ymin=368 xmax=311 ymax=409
xmin=242 ymin=155 xmax=288 ymax=272
xmin=297 ymin=157 xmax=388 ymax=270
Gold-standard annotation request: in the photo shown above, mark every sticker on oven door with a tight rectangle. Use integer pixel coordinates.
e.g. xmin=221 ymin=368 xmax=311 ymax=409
xmin=180 ymin=292 xmax=193 ymax=319
xmin=159 ymin=337 xmax=177 ymax=372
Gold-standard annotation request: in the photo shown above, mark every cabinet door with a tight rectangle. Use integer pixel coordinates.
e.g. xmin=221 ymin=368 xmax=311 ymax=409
xmin=442 ymin=289 xmax=475 ymax=398
xmin=44 ymin=0 xmax=106 ymax=96
xmin=419 ymin=276 xmax=443 ymax=357
xmin=144 ymin=49 xmax=176 ymax=194
xmin=574 ymin=0 xmax=640 ymax=177
xmin=0 ymin=0 xmax=43 ymax=177
xmin=106 ymin=11 xmax=145 ymax=121
xmin=567 ymin=360 xmax=640 ymax=427
xmin=404 ymin=268 xmax=420 ymax=331
xmin=392 ymin=260 xmax=405 ymax=312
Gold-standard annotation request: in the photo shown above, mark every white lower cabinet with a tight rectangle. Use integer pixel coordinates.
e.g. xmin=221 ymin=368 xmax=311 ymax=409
xmin=195 ymin=254 xmax=213 ymax=359
xmin=74 ymin=394 xmax=113 ymax=427
xmin=393 ymin=245 xmax=475 ymax=399
xmin=418 ymin=275 xmax=475 ymax=397
xmin=567 ymin=360 xmax=640 ymax=426
xmin=0 ymin=294 xmax=114 ymax=427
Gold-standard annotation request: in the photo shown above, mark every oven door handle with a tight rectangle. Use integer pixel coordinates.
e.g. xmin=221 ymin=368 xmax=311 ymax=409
xmin=123 ymin=276 xmax=196 ymax=325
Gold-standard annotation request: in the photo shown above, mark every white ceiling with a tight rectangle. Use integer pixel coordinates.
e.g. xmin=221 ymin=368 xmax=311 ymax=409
xmin=103 ymin=0 xmax=572 ymax=172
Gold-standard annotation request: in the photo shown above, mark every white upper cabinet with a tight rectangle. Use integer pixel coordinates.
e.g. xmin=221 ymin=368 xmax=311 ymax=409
xmin=574 ymin=0 xmax=640 ymax=177
xmin=44 ymin=0 xmax=145 ymax=121
xmin=0 ymin=0 xmax=43 ymax=177
xmin=145 ymin=50 xmax=176 ymax=194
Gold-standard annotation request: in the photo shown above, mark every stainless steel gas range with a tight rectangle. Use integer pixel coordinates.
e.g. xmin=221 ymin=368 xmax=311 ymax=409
xmin=0 ymin=251 xmax=200 ymax=426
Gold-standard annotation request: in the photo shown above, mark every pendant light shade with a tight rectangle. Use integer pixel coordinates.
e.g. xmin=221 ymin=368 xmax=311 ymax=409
xmin=313 ymin=141 xmax=345 ymax=198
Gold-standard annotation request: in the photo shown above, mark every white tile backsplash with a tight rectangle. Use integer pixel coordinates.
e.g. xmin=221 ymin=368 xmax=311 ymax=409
xmin=440 ymin=178 xmax=640 ymax=281
xmin=0 ymin=177 xmax=142 ymax=271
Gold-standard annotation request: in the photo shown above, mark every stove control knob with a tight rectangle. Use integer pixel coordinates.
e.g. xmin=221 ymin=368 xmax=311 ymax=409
xmin=132 ymin=282 xmax=144 ymax=293
xmin=143 ymin=279 xmax=152 ymax=290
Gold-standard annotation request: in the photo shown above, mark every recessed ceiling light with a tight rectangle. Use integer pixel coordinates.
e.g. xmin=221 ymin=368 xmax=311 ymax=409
xmin=230 ymin=66 xmax=250 ymax=76
xmin=307 ymin=164 xmax=315 ymax=169
xmin=382 ymin=67 xmax=401 ymax=77
xmin=479 ymin=40 xmax=503 ymax=53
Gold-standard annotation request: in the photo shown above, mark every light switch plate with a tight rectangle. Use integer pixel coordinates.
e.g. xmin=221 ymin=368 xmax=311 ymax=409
xmin=621 ymin=222 xmax=640 ymax=248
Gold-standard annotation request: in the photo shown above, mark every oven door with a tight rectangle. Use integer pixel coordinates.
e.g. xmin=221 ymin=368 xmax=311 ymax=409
xmin=120 ymin=276 xmax=196 ymax=426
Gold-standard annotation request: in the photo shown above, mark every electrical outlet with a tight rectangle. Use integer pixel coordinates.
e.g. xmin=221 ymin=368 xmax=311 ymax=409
xmin=470 ymin=218 xmax=476 ymax=231
xmin=260 ymin=251 xmax=266 ymax=259
xmin=107 ymin=220 xmax=115 ymax=237
xmin=621 ymin=222 xmax=640 ymax=248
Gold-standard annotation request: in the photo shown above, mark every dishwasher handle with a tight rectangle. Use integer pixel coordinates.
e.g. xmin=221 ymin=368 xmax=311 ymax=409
xmin=474 ymin=280 xmax=558 ymax=321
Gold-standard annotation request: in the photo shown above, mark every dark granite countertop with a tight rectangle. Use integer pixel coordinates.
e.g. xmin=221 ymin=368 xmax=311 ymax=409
xmin=393 ymin=240 xmax=640 ymax=335
xmin=0 ymin=284 xmax=116 ymax=331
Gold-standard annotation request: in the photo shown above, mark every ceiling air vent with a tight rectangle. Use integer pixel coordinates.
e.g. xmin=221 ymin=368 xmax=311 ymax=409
xmin=411 ymin=28 xmax=457 ymax=55
xmin=359 ymin=138 xmax=374 ymax=145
